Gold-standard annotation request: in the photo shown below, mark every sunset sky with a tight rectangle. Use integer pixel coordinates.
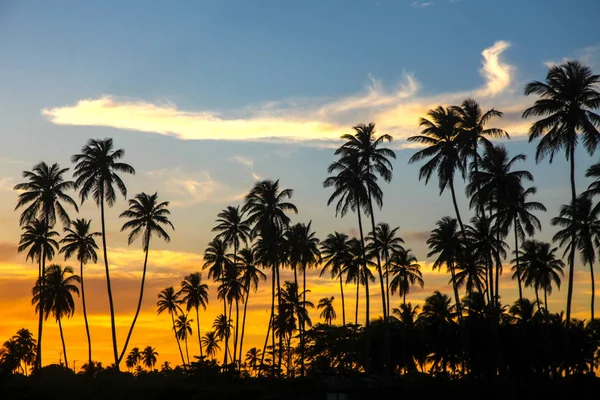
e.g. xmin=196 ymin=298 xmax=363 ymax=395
xmin=1 ymin=0 xmax=600 ymax=369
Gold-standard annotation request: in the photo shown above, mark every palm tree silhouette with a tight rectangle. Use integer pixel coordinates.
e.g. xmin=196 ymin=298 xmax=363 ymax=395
xmin=236 ymin=247 xmax=266 ymax=367
xmin=156 ymin=287 xmax=185 ymax=365
xmin=320 ymin=232 xmax=350 ymax=326
xmin=2 ymin=329 xmax=37 ymax=375
xmin=142 ymin=346 xmax=158 ymax=371
xmin=367 ymin=223 xmax=405 ymax=317
xmin=318 ymin=297 xmax=336 ymax=325
xmin=212 ymin=314 xmax=232 ymax=363
xmin=212 ymin=205 xmax=251 ymax=277
xmin=217 ymin=263 xmax=245 ymax=365
xmin=32 ymin=264 xmax=80 ymax=370
xmin=177 ymin=273 xmax=209 ymax=357
xmin=335 ymin=123 xmax=396 ymax=319
xmin=203 ymin=238 xmax=234 ymax=324
xmin=14 ymin=162 xmax=77 ymax=369
xmin=59 ymin=218 xmax=100 ymax=367
xmin=18 ymin=220 xmax=59 ymax=279
xmin=513 ymin=240 xmax=565 ymax=311
xmin=126 ymin=347 xmax=141 ymax=371
xmin=388 ymin=248 xmax=423 ymax=305
xmin=344 ymin=237 xmax=375 ymax=326
xmin=175 ymin=314 xmax=193 ymax=365
xmin=118 ymin=192 xmax=174 ymax=363
xmin=551 ymin=196 xmax=600 ymax=323
xmin=523 ymin=61 xmax=600 ymax=325
xmin=72 ymin=138 xmax=135 ymax=367
xmin=245 ymin=347 xmax=262 ymax=376
xmin=202 ymin=331 xmax=221 ymax=360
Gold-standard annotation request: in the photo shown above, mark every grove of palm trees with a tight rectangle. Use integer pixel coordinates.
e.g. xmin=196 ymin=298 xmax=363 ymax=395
xmin=2 ymin=61 xmax=600 ymax=399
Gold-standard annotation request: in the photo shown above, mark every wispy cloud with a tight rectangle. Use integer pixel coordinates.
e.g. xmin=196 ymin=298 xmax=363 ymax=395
xmin=544 ymin=43 xmax=600 ymax=70
xmin=42 ymin=41 xmax=524 ymax=146
xmin=411 ymin=1 xmax=434 ymax=8
xmin=146 ymin=167 xmax=223 ymax=207
xmin=230 ymin=155 xmax=261 ymax=181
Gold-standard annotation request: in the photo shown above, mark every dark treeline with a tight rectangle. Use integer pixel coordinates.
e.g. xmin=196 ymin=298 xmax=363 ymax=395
xmin=1 ymin=61 xmax=600 ymax=397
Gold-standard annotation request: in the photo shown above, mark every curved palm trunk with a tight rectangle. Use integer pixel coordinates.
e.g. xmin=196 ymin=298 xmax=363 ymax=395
xmin=384 ymin=254 xmax=390 ymax=320
xmin=514 ymin=221 xmax=523 ymax=303
xmin=185 ymin=336 xmax=190 ymax=365
xmin=565 ymin=146 xmax=577 ymax=327
xmin=80 ymin=259 xmax=92 ymax=366
xmin=238 ymin=285 xmax=249 ymax=366
xmin=259 ymin=263 xmax=276 ymax=376
xmin=590 ymin=261 xmax=595 ymax=372
xmin=355 ymin=278 xmax=359 ymax=325
xmin=37 ymin=246 xmax=45 ymax=369
xmin=196 ymin=307 xmax=203 ymax=357
xmin=58 ymin=317 xmax=68 ymax=370
xmin=449 ymin=261 xmax=462 ymax=321
xmin=118 ymin=239 xmax=151 ymax=363
xmin=339 ymin=273 xmax=346 ymax=325
xmin=226 ymin=299 xmax=233 ymax=365
xmin=100 ymin=196 xmax=120 ymax=369
xmin=171 ymin=313 xmax=185 ymax=365
xmin=448 ymin=179 xmax=465 ymax=319
xmin=258 ymin=309 xmax=272 ymax=377
xmin=233 ymin=298 xmax=240 ymax=367
xmin=356 ymin=198 xmax=371 ymax=372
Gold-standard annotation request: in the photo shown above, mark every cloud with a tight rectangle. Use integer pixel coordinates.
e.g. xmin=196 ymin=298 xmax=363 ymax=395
xmin=146 ymin=167 xmax=224 ymax=207
xmin=42 ymin=41 xmax=524 ymax=146
xmin=411 ymin=1 xmax=434 ymax=8
xmin=544 ymin=43 xmax=600 ymax=70
xmin=230 ymin=156 xmax=261 ymax=181
xmin=404 ymin=230 xmax=430 ymax=242
xmin=0 ymin=177 xmax=15 ymax=192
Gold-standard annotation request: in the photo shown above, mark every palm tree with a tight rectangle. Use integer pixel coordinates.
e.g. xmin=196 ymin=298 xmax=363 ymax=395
xmin=523 ymin=61 xmax=600 ymax=325
xmin=174 ymin=314 xmax=193 ymax=365
xmin=217 ymin=264 xmax=245 ymax=365
xmin=177 ymin=273 xmax=209 ymax=357
xmin=2 ymin=329 xmax=37 ymax=375
xmin=242 ymin=179 xmax=297 ymax=372
xmin=32 ymin=264 xmax=80 ymax=370
xmin=335 ymin=123 xmax=396 ymax=319
xmin=367 ymin=223 xmax=405 ymax=317
xmin=245 ymin=347 xmax=262 ymax=376
xmin=18 ymin=220 xmax=59 ymax=280
xmin=408 ymin=107 xmax=467 ymax=238
xmin=59 ymin=218 xmax=100 ymax=367
xmin=427 ymin=217 xmax=464 ymax=318
xmin=388 ymin=249 xmax=423 ymax=305
xmin=118 ymin=192 xmax=174 ymax=363
xmin=513 ymin=240 xmax=565 ymax=311
xmin=318 ymin=297 xmax=336 ymax=325
xmin=237 ymin=247 xmax=266 ymax=365
xmin=551 ymin=196 xmax=600 ymax=323
xmin=212 ymin=205 xmax=251 ymax=275
xmin=14 ymin=162 xmax=78 ymax=368
xmin=142 ymin=346 xmax=158 ymax=371
xmin=212 ymin=314 xmax=232 ymax=362
xmin=344 ymin=238 xmax=375 ymax=325
xmin=284 ymin=222 xmax=320 ymax=307
xmin=320 ymin=232 xmax=350 ymax=326
xmin=156 ymin=287 xmax=185 ymax=365
xmin=72 ymin=138 xmax=135 ymax=366
xmin=202 ymin=331 xmax=221 ymax=360
xmin=203 ymin=238 xmax=233 ymax=316
xmin=126 ymin=347 xmax=141 ymax=371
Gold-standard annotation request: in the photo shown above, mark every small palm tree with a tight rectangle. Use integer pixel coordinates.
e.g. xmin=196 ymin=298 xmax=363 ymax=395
xmin=174 ymin=314 xmax=193 ymax=365
xmin=388 ymin=249 xmax=423 ymax=305
xmin=142 ymin=346 xmax=158 ymax=370
xmin=72 ymin=138 xmax=135 ymax=367
xmin=32 ymin=264 xmax=80 ymax=370
xmin=245 ymin=347 xmax=262 ymax=376
xmin=126 ymin=347 xmax=141 ymax=371
xmin=59 ymin=218 xmax=100 ymax=367
xmin=19 ymin=220 xmax=59 ymax=279
xmin=203 ymin=238 xmax=233 ymax=313
xmin=177 ymin=273 xmax=209 ymax=357
xmin=119 ymin=192 xmax=174 ymax=363
xmin=212 ymin=314 xmax=232 ymax=362
xmin=202 ymin=331 xmax=221 ymax=360
xmin=212 ymin=205 xmax=251 ymax=271
xmin=320 ymin=232 xmax=350 ymax=325
xmin=317 ymin=297 xmax=336 ymax=325
xmin=156 ymin=287 xmax=185 ymax=365
xmin=217 ymin=264 xmax=245 ymax=365
xmin=523 ymin=61 xmax=600 ymax=325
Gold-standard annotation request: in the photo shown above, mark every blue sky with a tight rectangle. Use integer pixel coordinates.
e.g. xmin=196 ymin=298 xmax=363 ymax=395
xmin=0 ymin=0 xmax=600 ymax=364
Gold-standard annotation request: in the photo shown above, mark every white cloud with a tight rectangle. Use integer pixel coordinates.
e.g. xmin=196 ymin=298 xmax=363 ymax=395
xmin=0 ymin=177 xmax=15 ymax=192
xmin=411 ymin=1 xmax=434 ymax=8
xmin=146 ymin=168 xmax=223 ymax=207
xmin=544 ymin=43 xmax=600 ymax=70
xmin=230 ymin=156 xmax=261 ymax=181
xmin=42 ymin=41 xmax=525 ymax=146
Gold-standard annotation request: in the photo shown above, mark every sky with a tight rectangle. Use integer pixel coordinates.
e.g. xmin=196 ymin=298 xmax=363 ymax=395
xmin=1 ymin=0 xmax=600 ymax=369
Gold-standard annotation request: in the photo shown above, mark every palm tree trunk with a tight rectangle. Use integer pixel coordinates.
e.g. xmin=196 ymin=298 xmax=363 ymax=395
xmin=171 ymin=313 xmax=185 ymax=365
xmin=239 ymin=285 xmax=249 ymax=367
xmin=37 ymin=244 xmax=45 ymax=369
xmin=385 ymin=254 xmax=391 ymax=320
xmin=356 ymin=197 xmax=371 ymax=371
xmin=590 ymin=261 xmax=595 ymax=372
xmin=276 ymin=261 xmax=283 ymax=373
xmin=403 ymin=291 xmax=406 ymax=306
xmin=100 ymin=195 xmax=119 ymax=369
xmin=226 ymin=299 xmax=233 ymax=365
xmin=339 ymin=274 xmax=346 ymax=326
xmin=58 ymin=317 xmax=68 ymax=370
xmin=233 ymin=298 xmax=240 ymax=368
xmin=514 ymin=220 xmax=523 ymax=303
xmin=355 ymin=278 xmax=359 ymax=325
xmin=258 ymin=308 xmax=272 ymax=377
xmin=449 ymin=178 xmax=468 ymax=238
xmin=185 ymin=336 xmax=190 ymax=365
xmin=565 ymin=145 xmax=577 ymax=327
xmin=544 ymin=289 xmax=548 ymax=312
xmin=449 ymin=261 xmax=462 ymax=321
xmin=118 ymin=238 xmax=151 ymax=363
xmin=535 ymin=289 xmax=541 ymax=312
xmin=366 ymin=193 xmax=387 ymax=319
xmin=80 ymin=259 xmax=92 ymax=366
xmin=301 ymin=262 xmax=307 ymax=377
xmin=196 ymin=307 xmax=203 ymax=358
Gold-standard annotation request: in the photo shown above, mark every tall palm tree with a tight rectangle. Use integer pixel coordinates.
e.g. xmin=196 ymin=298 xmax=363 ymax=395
xmin=551 ymin=196 xmax=600 ymax=323
xmin=14 ymin=162 xmax=78 ymax=368
xmin=388 ymin=249 xmax=423 ymax=305
xmin=202 ymin=331 xmax=221 ymax=360
xmin=367 ymin=223 xmax=405 ymax=317
xmin=72 ymin=138 xmax=135 ymax=366
xmin=317 ymin=297 xmax=336 ymax=325
xmin=217 ymin=264 xmax=245 ymax=365
xmin=284 ymin=222 xmax=320 ymax=305
xmin=174 ymin=314 xmax=193 ymax=365
xmin=32 ymin=264 xmax=80 ymax=370
xmin=237 ymin=247 xmax=266 ymax=365
xmin=141 ymin=346 xmax=158 ymax=370
xmin=126 ymin=347 xmax=141 ymax=371
xmin=427 ymin=217 xmax=464 ymax=319
xmin=344 ymin=237 xmax=375 ymax=325
xmin=177 ymin=273 xmax=209 ymax=357
xmin=118 ymin=192 xmax=174 ymax=363
xmin=212 ymin=205 xmax=251 ymax=275
xmin=242 ymin=179 xmax=297 ymax=373
xmin=513 ymin=240 xmax=565 ymax=311
xmin=156 ymin=287 xmax=185 ymax=365
xmin=212 ymin=314 xmax=232 ymax=362
xmin=409 ymin=107 xmax=467 ymax=238
xmin=320 ymin=232 xmax=351 ymax=326
xmin=59 ymin=218 xmax=100 ymax=367
xmin=523 ymin=61 xmax=600 ymax=325
xmin=18 ymin=220 xmax=59 ymax=280
xmin=203 ymin=238 xmax=233 ymax=319
xmin=335 ymin=123 xmax=396 ymax=319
